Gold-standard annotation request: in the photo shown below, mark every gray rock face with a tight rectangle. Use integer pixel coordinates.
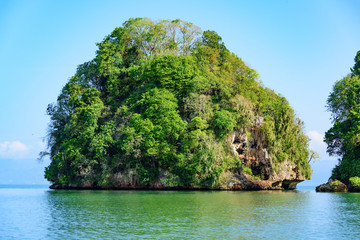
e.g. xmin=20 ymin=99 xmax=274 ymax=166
xmin=316 ymin=181 xmax=348 ymax=192
xmin=229 ymin=121 xmax=306 ymax=190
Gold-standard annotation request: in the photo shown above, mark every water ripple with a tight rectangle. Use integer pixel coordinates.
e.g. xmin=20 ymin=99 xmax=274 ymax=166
xmin=1 ymin=188 xmax=360 ymax=239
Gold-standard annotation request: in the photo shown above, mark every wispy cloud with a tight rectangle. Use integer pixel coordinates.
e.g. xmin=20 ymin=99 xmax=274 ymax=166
xmin=308 ymin=131 xmax=327 ymax=149
xmin=307 ymin=130 xmax=335 ymax=160
xmin=0 ymin=141 xmax=30 ymax=158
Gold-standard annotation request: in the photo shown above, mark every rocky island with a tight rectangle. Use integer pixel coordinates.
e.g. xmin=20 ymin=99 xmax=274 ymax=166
xmin=42 ymin=18 xmax=312 ymax=190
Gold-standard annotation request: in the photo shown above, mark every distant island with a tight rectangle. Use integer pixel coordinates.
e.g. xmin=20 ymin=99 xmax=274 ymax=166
xmin=317 ymin=51 xmax=360 ymax=192
xmin=42 ymin=18 xmax=312 ymax=190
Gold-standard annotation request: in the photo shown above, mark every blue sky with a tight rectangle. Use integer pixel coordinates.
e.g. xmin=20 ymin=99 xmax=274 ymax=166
xmin=1 ymin=0 xmax=359 ymax=186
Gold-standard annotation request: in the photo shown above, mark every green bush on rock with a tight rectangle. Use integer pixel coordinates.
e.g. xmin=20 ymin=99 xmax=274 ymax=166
xmin=329 ymin=180 xmax=342 ymax=186
xmin=349 ymin=176 xmax=360 ymax=187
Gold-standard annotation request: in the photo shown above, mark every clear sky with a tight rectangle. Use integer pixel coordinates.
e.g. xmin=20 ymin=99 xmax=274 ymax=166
xmin=1 ymin=0 xmax=359 ymax=186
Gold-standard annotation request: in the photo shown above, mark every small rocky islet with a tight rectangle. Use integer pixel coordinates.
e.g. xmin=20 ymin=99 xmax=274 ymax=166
xmin=316 ymin=177 xmax=360 ymax=193
xmin=43 ymin=18 xmax=360 ymax=192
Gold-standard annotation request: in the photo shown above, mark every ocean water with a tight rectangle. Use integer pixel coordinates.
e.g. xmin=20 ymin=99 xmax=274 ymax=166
xmin=1 ymin=186 xmax=360 ymax=239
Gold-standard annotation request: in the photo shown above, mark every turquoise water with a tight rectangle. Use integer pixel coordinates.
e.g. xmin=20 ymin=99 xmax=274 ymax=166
xmin=1 ymin=186 xmax=360 ymax=239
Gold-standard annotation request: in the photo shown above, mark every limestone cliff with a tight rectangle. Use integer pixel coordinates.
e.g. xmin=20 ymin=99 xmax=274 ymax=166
xmin=225 ymin=122 xmax=306 ymax=190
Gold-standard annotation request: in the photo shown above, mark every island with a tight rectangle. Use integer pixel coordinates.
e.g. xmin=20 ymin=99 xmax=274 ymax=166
xmin=41 ymin=18 xmax=312 ymax=190
xmin=316 ymin=51 xmax=360 ymax=192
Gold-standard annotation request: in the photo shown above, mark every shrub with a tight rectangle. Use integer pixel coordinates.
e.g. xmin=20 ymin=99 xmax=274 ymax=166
xmin=329 ymin=180 xmax=343 ymax=186
xmin=242 ymin=166 xmax=253 ymax=175
xmin=349 ymin=176 xmax=360 ymax=187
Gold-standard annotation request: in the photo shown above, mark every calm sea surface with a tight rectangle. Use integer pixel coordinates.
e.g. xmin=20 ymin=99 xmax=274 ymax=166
xmin=1 ymin=186 xmax=360 ymax=239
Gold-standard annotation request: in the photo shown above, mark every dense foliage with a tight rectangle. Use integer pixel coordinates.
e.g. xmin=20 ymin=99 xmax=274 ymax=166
xmin=326 ymin=51 xmax=360 ymax=183
xmin=349 ymin=176 xmax=360 ymax=187
xmin=43 ymin=18 xmax=311 ymax=187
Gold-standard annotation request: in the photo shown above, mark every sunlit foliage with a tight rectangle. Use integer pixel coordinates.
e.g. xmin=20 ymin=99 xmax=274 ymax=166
xmin=326 ymin=50 xmax=360 ymax=183
xmin=43 ymin=18 xmax=311 ymax=187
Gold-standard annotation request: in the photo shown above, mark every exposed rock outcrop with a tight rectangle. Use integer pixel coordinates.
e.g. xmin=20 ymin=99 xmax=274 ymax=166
xmin=316 ymin=180 xmax=348 ymax=192
xmin=228 ymin=119 xmax=306 ymax=190
xmin=348 ymin=184 xmax=360 ymax=192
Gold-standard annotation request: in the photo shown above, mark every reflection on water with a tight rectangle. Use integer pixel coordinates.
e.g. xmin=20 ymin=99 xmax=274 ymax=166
xmin=1 ymin=188 xmax=360 ymax=239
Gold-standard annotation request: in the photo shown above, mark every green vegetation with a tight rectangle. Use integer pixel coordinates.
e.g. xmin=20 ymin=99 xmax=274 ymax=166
xmin=325 ymin=50 xmax=360 ymax=184
xmin=329 ymin=180 xmax=342 ymax=187
xmin=242 ymin=166 xmax=253 ymax=176
xmin=349 ymin=176 xmax=360 ymax=187
xmin=42 ymin=18 xmax=311 ymax=187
